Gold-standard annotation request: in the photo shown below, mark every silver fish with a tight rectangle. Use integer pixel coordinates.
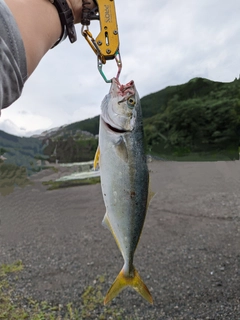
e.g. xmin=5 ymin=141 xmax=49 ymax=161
xmin=94 ymin=78 xmax=153 ymax=305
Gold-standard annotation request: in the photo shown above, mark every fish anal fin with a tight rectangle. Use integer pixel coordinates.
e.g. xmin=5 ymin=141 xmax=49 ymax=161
xmin=147 ymin=176 xmax=156 ymax=208
xmin=147 ymin=189 xmax=155 ymax=207
xmin=115 ymin=136 xmax=128 ymax=163
xmin=102 ymin=213 xmax=123 ymax=255
xmin=104 ymin=266 xmax=153 ymax=305
xmin=93 ymin=146 xmax=100 ymax=170
xmin=102 ymin=212 xmax=111 ymax=231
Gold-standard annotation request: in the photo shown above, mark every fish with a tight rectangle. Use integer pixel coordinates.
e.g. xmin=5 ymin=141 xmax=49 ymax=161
xmin=94 ymin=78 xmax=153 ymax=305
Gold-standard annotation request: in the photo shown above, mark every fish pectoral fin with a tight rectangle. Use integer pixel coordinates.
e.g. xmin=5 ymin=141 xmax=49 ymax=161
xmin=114 ymin=136 xmax=128 ymax=163
xmin=93 ymin=146 xmax=100 ymax=170
xmin=104 ymin=266 xmax=153 ymax=305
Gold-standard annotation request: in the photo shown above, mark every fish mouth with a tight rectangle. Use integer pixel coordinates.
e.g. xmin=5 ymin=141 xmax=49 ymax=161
xmin=111 ymin=78 xmax=135 ymax=101
xmin=103 ymin=119 xmax=129 ymax=134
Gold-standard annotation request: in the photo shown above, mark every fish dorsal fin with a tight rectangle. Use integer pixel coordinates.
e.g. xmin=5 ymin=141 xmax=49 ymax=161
xmin=93 ymin=146 xmax=100 ymax=170
xmin=114 ymin=136 xmax=128 ymax=163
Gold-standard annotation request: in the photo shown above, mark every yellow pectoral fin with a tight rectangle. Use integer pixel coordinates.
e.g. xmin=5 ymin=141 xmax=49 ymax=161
xmin=93 ymin=146 xmax=100 ymax=170
xmin=104 ymin=266 xmax=153 ymax=305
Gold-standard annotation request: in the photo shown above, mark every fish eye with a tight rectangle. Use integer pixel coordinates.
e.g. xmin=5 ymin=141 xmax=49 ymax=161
xmin=127 ymin=97 xmax=136 ymax=108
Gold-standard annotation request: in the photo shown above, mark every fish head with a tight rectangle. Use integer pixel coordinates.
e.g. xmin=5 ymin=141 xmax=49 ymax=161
xmin=101 ymin=78 xmax=140 ymax=132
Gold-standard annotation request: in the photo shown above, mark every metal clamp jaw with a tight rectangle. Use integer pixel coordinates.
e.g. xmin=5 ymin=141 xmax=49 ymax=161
xmin=81 ymin=0 xmax=122 ymax=83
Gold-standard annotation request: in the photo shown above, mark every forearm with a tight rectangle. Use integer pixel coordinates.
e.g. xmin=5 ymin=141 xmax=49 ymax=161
xmin=5 ymin=0 xmax=62 ymax=76
xmin=0 ymin=0 xmax=96 ymax=111
xmin=4 ymin=0 xmax=97 ymax=77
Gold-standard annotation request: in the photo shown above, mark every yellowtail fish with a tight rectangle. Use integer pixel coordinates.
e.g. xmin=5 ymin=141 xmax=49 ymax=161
xmin=94 ymin=78 xmax=153 ymax=305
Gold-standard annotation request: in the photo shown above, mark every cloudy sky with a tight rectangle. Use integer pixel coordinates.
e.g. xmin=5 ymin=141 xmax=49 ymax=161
xmin=1 ymin=0 xmax=240 ymax=136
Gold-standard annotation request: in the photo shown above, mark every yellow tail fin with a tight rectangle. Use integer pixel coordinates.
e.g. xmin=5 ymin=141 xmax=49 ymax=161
xmin=104 ymin=266 xmax=153 ymax=305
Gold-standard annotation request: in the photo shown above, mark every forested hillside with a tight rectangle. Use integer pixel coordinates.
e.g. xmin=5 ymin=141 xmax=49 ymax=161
xmin=43 ymin=137 xmax=98 ymax=163
xmin=1 ymin=77 xmax=239 ymax=166
xmin=0 ymin=130 xmax=44 ymax=172
xmin=69 ymin=77 xmax=240 ymax=159
xmin=142 ymin=78 xmax=240 ymax=151
xmin=142 ymin=77 xmax=240 ymax=159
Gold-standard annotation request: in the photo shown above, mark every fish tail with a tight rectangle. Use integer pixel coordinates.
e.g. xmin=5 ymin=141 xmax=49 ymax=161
xmin=104 ymin=266 xmax=153 ymax=305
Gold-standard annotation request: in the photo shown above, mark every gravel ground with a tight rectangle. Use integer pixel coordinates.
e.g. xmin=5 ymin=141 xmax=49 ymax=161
xmin=0 ymin=160 xmax=240 ymax=319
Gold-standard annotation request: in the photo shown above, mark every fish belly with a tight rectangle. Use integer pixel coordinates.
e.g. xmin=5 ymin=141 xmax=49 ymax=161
xmin=99 ymin=116 xmax=148 ymax=263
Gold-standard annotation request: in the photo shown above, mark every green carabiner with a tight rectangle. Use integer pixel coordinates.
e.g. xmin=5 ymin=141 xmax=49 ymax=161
xmin=97 ymin=51 xmax=122 ymax=83
xmin=97 ymin=58 xmax=112 ymax=83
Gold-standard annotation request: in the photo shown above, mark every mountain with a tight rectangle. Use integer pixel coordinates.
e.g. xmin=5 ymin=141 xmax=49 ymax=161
xmin=142 ymin=77 xmax=240 ymax=159
xmin=0 ymin=130 xmax=44 ymax=173
xmin=61 ymin=116 xmax=100 ymax=136
xmin=31 ymin=123 xmax=96 ymax=140
xmin=62 ymin=77 xmax=239 ymax=159
xmin=0 ymin=125 xmax=98 ymax=171
xmin=1 ymin=77 xmax=239 ymax=168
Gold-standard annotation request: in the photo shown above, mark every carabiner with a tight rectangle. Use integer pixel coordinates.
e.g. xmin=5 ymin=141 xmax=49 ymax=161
xmin=97 ymin=51 xmax=122 ymax=83
xmin=115 ymin=51 xmax=122 ymax=81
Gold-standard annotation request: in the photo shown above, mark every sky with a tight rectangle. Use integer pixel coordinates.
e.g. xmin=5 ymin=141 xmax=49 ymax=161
xmin=1 ymin=0 xmax=240 ymax=137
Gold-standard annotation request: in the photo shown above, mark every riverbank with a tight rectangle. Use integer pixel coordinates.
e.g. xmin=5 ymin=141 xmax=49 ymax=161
xmin=0 ymin=160 xmax=240 ymax=319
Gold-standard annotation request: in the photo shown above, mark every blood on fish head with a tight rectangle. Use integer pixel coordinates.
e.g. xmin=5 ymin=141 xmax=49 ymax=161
xmin=101 ymin=78 xmax=139 ymax=132
xmin=110 ymin=78 xmax=135 ymax=97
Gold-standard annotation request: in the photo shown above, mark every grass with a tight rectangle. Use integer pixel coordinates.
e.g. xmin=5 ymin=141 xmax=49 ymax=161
xmin=0 ymin=261 xmax=28 ymax=319
xmin=0 ymin=262 xmax=128 ymax=319
xmin=42 ymin=177 xmax=100 ymax=191
xmin=0 ymin=164 xmax=32 ymax=196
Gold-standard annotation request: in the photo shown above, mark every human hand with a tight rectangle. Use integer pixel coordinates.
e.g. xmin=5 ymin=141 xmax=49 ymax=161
xmin=67 ymin=0 xmax=96 ymax=24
